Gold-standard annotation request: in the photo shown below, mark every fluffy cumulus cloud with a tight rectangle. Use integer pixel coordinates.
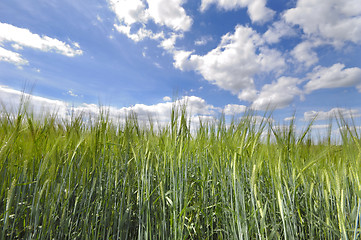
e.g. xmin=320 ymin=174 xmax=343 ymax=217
xmin=304 ymin=63 xmax=361 ymax=93
xmin=251 ymin=77 xmax=302 ymax=110
xmin=263 ymin=20 xmax=297 ymax=44
xmin=304 ymin=108 xmax=361 ymax=121
xmin=173 ymin=50 xmax=194 ymax=71
xmin=282 ymin=0 xmax=361 ymax=73
xmin=106 ymin=0 xmax=361 ymax=111
xmin=159 ymin=33 xmax=183 ymax=51
xmin=173 ymin=25 xmax=286 ymax=101
xmin=108 ymin=0 xmax=148 ymax=26
xmin=0 ymin=22 xmax=82 ymax=66
xmin=283 ymin=0 xmax=361 ymax=45
xmin=291 ymin=41 xmax=319 ymax=68
xmin=183 ymin=96 xmax=217 ymax=115
xmin=109 ymin=0 xmax=191 ymax=45
xmin=200 ymin=0 xmax=275 ymax=23
xmin=147 ymin=0 xmax=192 ymax=32
xmin=223 ymin=104 xmax=247 ymax=115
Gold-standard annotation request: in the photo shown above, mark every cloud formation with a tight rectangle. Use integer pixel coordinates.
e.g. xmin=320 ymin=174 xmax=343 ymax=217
xmin=109 ymin=0 xmax=191 ymax=45
xmin=284 ymin=0 xmax=361 ymax=45
xmin=0 ymin=22 xmax=82 ymax=66
xmin=279 ymin=0 xmax=361 ymax=75
xmin=263 ymin=20 xmax=296 ymax=44
xmin=173 ymin=25 xmax=285 ymax=102
xmin=252 ymin=77 xmax=302 ymax=110
xmin=0 ymin=85 xmax=216 ymax=124
xmin=0 ymin=22 xmax=82 ymax=57
xmin=0 ymin=46 xmax=28 ymax=66
xmin=147 ymin=0 xmax=193 ymax=32
xmin=200 ymin=0 xmax=275 ymax=23
xmin=0 ymin=85 xmax=69 ymax=117
xmin=108 ymin=0 xmax=148 ymax=26
xmin=305 ymin=63 xmax=361 ymax=93
xmin=290 ymin=41 xmax=319 ymax=68
xmin=304 ymin=108 xmax=361 ymax=121
xmin=194 ymin=36 xmax=213 ymax=46
xmin=223 ymin=104 xmax=247 ymax=115
xmin=163 ymin=96 xmax=171 ymax=102
xmin=104 ymin=0 xmax=361 ymax=111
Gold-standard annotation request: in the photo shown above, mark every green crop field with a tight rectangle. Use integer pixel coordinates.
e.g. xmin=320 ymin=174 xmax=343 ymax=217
xmin=0 ymin=101 xmax=360 ymax=239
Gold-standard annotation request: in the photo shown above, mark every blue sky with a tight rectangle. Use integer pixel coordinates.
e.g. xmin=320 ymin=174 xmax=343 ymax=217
xmin=1 ymin=0 xmax=361 ymax=130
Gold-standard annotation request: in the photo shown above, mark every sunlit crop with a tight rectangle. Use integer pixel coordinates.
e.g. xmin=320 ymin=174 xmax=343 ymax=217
xmin=0 ymin=101 xmax=360 ymax=239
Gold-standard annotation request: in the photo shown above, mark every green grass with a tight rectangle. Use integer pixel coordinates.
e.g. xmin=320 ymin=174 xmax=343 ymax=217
xmin=0 ymin=102 xmax=360 ymax=239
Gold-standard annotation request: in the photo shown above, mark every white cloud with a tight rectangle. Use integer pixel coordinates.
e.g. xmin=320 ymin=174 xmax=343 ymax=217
xmin=109 ymin=0 xmax=192 ymax=45
xmin=114 ymin=25 xmax=159 ymax=42
xmin=243 ymin=115 xmax=274 ymax=125
xmin=67 ymin=90 xmax=78 ymax=97
xmin=0 ymin=85 xmax=69 ymax=117
xmin=108 ymin=0 xmax=148 ymax=26
xmin=272 ymin=125 xmax=296 ymax=132
xmin=190 ymin=115 xmax=216 ymax=125
xmin=263 ymin=20 xmax=297 ymax=44
xmin=0 ymin=46 xmax=28 ymax=65
xmin=283 ymin=0 xmax=361 ymax=45
xmin=0 ymin=85 xmax=218 ymax=127
xmin=251 ymin=77 xmax=302 ymax=110
xmin=284 ymin=116 xmax=295 ymax=121
xmin=163 ymin=96 xmax=171 ymax=101
xmin=246 ymin=0 xmax=275 ymax=23
xmin=109 ymin=0 xmax=150 ymax=42
xmin=0 ymin=22 xmax=82 ymax=57
xmin=224 ymin=104 xmax=247 ymax=115
xmin=173 ymin=25 xmax=286 ymax=100
xmin=200 ymin=0 xmax=275 ymax=23
xmin=291 ymin=41 xmax=319 ymax=67
xmin=96 ymin=14 xmax=103 ymax=22
xmin=75 ymin=96 xmax=216 ymax=123
xmin=154 ymin=62 xmax=162 ymax=68
xmin=183 ymin=96 xmax=217 ymax=115
xmin=11 ymin=43 xmax=24 ymax=50
xmin=238 ymin=88 xmax=258 ymax=102
xmin=173 ymin=50 xmax=194 ymax=71
xmin=304 ymin=108 xmax=360 ymax=121
xmin=146 ymin=0 xmax=193 ymax=32
xmin=73 ymin=42 xmax=80 ymax=49
xmin=304 ymin=63 xmax=361 ymax=93
xmin=194 ymin=36 xmax=213 ymax=46
xmin=338 ymin=125 xmax=361 ymax=133
xmin=159 ymin=33 xmax=182 ymax=51
xmin=257 ymin=47 xmax=286 ymax=73
xmin=310 ymin=124 xmax=329 ymax=129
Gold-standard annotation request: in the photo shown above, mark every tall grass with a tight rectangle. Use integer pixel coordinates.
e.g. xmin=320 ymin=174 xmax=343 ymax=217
xmin=0 ymin=102 xmax=360 ymax=239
